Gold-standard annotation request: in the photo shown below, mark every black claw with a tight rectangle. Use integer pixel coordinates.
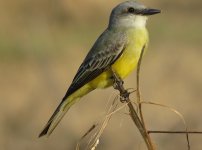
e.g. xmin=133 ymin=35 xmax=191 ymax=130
xmin=120 ymin=80 xmax=124 ymax=85
xmin=113 ymin=82 xmax=118 ymax=89
xmin=120 ymin=90 xmax=130 ymax=102
xmin=111 ymin=69 xmax=130 ymax=103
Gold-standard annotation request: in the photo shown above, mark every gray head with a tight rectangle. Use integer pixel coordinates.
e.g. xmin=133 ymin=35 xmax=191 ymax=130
xmin=108 ymin=1 xmax=160 ymax=29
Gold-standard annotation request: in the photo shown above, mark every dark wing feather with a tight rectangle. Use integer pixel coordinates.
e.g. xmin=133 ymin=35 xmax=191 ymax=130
xmin=62 ymin=30 xmax=127 ymax=100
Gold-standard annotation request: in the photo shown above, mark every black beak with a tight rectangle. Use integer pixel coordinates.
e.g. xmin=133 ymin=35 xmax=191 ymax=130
xmin=141 ymin=8 xmax=161 ymax=16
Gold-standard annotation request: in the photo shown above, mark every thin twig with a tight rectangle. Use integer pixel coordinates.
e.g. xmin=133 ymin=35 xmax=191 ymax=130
xmin=87 ymin=97 xmax=119 ymax=149
xmin=148 ymin=131 xmax=202 ymax=134
xmin=111 ymin=59 xmax=155 ymax=150
xmin=136 ymin=46 xmax=155 ymax=149
xmin=76 ymin=96 xmax=119 ymax=150
xmin=76 ymin=124 xmax=98 ymax=150
xmin=140 ymin=101 xmax=190 ymax=150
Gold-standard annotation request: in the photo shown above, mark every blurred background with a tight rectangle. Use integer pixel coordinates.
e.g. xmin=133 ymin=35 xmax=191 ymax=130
xmin=1 ymin=0 xmax=202 ymax=149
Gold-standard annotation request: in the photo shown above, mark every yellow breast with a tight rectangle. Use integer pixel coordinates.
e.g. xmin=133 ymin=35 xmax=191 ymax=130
xmin=112 ymin=27 xmax=148 ymax=79
xmin=90 ymin=27 xmax=148 ymax=89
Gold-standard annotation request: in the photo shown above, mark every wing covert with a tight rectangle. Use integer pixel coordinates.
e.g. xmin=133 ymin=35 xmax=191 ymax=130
xmin=62 ymin=30 xmax=127 ymax=100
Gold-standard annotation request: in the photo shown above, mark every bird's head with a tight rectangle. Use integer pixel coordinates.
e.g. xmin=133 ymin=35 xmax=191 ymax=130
xmin=109 ymin=1 xmax=160 ymax=29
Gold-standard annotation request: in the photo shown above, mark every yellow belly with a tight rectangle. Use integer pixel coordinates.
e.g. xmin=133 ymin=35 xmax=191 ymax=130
xmin=90 ymin=28 xmax=148 ymax=89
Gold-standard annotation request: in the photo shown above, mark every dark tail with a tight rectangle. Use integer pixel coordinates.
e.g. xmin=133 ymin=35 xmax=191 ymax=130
xmin=39 ymin=98 xmax=74 ymax=137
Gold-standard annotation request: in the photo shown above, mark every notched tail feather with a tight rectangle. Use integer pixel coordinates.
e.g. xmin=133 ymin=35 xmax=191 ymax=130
xmin=39 ymin=99 xmax=73 ymax=138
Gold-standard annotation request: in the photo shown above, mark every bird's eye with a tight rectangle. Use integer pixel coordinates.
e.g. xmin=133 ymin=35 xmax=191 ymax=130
xmin=128 ymin=7 xmax=135 ymax=13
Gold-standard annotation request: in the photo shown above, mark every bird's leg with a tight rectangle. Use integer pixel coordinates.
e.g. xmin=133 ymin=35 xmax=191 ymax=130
xmin=112 ymin=71 xmax=123 ymax=89
xmin=111 ymin=70 xmax=130 ymax=102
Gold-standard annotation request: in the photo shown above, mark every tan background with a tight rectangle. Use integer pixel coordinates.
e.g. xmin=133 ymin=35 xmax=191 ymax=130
xmin=1 ymin=0 xmax=202 ymax=149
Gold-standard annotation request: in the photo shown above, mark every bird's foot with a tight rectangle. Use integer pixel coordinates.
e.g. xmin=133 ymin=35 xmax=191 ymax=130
xmin=120 ymin=90 xmax=130 ymax=102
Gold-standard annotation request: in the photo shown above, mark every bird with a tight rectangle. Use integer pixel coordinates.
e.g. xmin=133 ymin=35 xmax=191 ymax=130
xmin=39 ymin=0 xmax=160 ymax=137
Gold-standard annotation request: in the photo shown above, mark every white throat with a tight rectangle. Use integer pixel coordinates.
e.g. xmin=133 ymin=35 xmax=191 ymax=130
xmin=116 ymin=15 xmax=147 ymax=28
xmin=133 ymin=15 xmax=147 ymax=28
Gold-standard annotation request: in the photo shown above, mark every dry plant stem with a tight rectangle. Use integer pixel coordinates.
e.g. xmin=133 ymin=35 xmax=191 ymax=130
xmin=136 ymin=46 xmax=155 ymax=149
xmin=140 ymin=101 xmax=190 ymax=150
xmin=76 ymin=124 xmax=98 ymax=150
xmin=112 ymin=70 xmax=155 ymax=150
xmin=87 ymin=97 xmax=119 ymax=150
xmin=149 ymin=132 xmax=191 ymax=150
xmin=76 ymin=97 xmax=119 ymax=150
xmin=148 ymin=131 xmax=202 ymax=134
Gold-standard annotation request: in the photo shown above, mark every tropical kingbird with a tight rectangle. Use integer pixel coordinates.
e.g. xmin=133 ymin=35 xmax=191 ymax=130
xmin=39 ymin=0 xmax=160 ymax=137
